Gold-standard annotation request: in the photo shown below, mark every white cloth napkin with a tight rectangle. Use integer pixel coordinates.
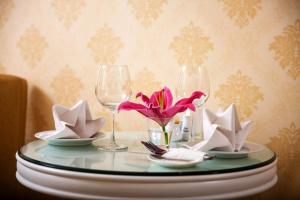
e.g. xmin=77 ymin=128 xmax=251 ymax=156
xmin=38 ymin=100 xmax=105 ymax=140
xmin=162 ymin=148 xmax=205 ymax=161
xmin=191 ymin=104 xmax=252 ymax=152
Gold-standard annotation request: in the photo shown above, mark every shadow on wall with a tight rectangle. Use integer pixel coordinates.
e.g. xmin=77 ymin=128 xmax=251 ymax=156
xmin=26 ymin=85 xmax=54 ymax=142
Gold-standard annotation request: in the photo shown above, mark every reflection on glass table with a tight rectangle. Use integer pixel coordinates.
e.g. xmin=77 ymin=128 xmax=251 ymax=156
xmin=19 ymin=132 xmax=276 ymax=175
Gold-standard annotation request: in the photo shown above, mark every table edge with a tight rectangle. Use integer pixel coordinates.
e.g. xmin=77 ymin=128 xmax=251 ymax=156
xmin=17 ymin=149 xmax=277 ymax=176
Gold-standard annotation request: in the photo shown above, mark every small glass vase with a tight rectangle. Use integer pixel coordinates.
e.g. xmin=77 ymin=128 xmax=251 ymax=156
xmin=147 ymin=118 xmax=172 ymax=147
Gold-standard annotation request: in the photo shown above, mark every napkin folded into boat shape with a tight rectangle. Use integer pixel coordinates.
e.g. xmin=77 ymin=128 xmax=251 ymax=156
xmin=191 ymin=104 xmax=253 ymax=152
xmin=37 ymin=100 xmax=105 ymax=140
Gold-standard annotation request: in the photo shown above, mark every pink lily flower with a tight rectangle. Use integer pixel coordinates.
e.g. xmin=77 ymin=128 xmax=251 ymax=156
xmin=118 ymin=87 xmax=204 ymax=144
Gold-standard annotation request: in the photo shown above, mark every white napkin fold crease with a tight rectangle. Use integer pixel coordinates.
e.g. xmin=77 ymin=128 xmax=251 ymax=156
xmin=162 ymin=148 xmax=205 ymax=161
xmin=191 ymin=104 xmax=252 ymax=152
xmin=39 ymin=100 xmax=105 ymax=140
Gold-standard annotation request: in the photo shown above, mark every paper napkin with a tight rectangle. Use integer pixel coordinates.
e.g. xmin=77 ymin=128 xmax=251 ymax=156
xmin=191 ymin=104 xmax=252 ymax=152
xmin=37 ymin=100 xmax=105 ymax=140
xmin=163 ymin=148 xmax=205 ymax=161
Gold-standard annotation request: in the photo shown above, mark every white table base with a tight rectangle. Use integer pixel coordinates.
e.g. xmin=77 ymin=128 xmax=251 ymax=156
xmin=16 ymin=154 xmax=277 ymax=200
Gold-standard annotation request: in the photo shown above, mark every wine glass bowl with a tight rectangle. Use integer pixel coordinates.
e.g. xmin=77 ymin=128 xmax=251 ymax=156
xmin=95 ymin=65 xmax=132 ymax=151
xmin=176 ymin=65 xmax=210 ymax=107
xmin=176 ymin=65 xmax=210 ymax=141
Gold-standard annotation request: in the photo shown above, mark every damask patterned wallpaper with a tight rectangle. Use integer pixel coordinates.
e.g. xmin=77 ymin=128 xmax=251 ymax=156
xmin=0 ymin=0 xmax=299 ymax=199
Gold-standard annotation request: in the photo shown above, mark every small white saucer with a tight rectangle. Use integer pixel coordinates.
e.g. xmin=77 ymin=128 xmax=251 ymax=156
xmin=207 ymin=142 xmax=264 ymax=159
xmin=147 ymin=155 xmax=202 ymax=168
xmin=35 ymin=131 xmax=104 ymax=147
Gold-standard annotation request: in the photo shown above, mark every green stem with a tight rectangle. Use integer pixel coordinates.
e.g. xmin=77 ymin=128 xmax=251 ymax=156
xmin=162 ymin=126 xmax=168 ymax=145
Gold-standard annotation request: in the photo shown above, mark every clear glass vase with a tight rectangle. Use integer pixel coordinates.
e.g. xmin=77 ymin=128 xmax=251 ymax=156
xmin=147 ymin=118 xmax=172 ymax=147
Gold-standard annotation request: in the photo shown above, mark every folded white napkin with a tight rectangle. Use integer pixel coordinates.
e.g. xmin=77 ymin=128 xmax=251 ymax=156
xmin=191 ymin=104 xmax=252 ymax=152
xmin=162 ymin=148 xmax=205 ymax=161
xmin=38 ymin=100 xmax=105 ymax=140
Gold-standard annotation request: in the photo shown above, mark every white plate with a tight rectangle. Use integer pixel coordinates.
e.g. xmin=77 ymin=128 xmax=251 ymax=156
xmin=207 ymin=142 xmax=264 ymax=159
xmin=147 ymin=155 xmax=202 ymax=168
xmin=35 ymin=131 xmax=104 ymax=147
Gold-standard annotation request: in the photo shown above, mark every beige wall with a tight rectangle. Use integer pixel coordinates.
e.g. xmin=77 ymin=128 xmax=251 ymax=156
xmin=0 ymin=0 xmax=299 ymax=199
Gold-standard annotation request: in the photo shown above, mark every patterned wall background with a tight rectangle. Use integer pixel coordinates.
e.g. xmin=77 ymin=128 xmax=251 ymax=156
xmin=0 ymin=0 xmax=299 ymax=199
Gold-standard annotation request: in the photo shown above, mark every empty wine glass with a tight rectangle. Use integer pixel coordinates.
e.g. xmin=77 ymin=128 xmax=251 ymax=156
xmin=176 ymin=65 xmax=210 ymax=140
xmin=95 ymin=65 xmax=132 ymax=151
xmin=176 ymin=65 xmax=210 ymax=107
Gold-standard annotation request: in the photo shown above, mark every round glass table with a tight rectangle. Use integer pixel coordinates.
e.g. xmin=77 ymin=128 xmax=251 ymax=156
xmin=16 ymin=132 xmax=277 ymax=199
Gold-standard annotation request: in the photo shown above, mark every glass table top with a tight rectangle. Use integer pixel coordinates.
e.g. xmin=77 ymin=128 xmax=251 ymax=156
xmin=18 ymin=132 xmax=276 ymax=176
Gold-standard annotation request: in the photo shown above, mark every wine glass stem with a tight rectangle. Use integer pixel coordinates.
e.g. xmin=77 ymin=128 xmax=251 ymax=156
xmin=111 ymin=111 xmax=117 ymax=145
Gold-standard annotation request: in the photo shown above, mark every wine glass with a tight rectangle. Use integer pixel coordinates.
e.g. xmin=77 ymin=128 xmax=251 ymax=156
xmin=176 ymin=65 xmax=210 ymax=106
xmin=95 ymin=65 xmax=132 ymax=151
xmin=176 ymin=65 xmax=210 ymax=140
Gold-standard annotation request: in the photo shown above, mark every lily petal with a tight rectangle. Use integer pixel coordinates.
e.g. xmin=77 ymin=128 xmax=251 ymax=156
xmin=149 ymin=103 xmax=164 ymax=118
xmin=118 ymin=101 xmax=147 ymax=112
xmin=136 ymin=92 xmax=150 ymax=105
xmin=175 ymin=91 xmax=204 ymax=106
xmin=151 ymin=117 xmax=173 ymax=127
xmin=136 ymin=110 xmax=160 ymax=122
xmin=149 ymin=89 xmax=161 ymax=108
xmin=162 ymin=104 xmax=195 ymax=119
xmin=163 ymin=86 xmax=173 ymax=109
xmin=149 ymin=87 xmax=173 ymax=110
xmin=118 ymin=101 xmax=163 ymax=122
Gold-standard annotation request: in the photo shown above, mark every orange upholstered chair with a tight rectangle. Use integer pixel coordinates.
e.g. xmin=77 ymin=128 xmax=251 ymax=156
xmin=0 ymin=74 xmax=63 ymax=199
xmin=0 ymin=74 xmax=27 ymax=197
